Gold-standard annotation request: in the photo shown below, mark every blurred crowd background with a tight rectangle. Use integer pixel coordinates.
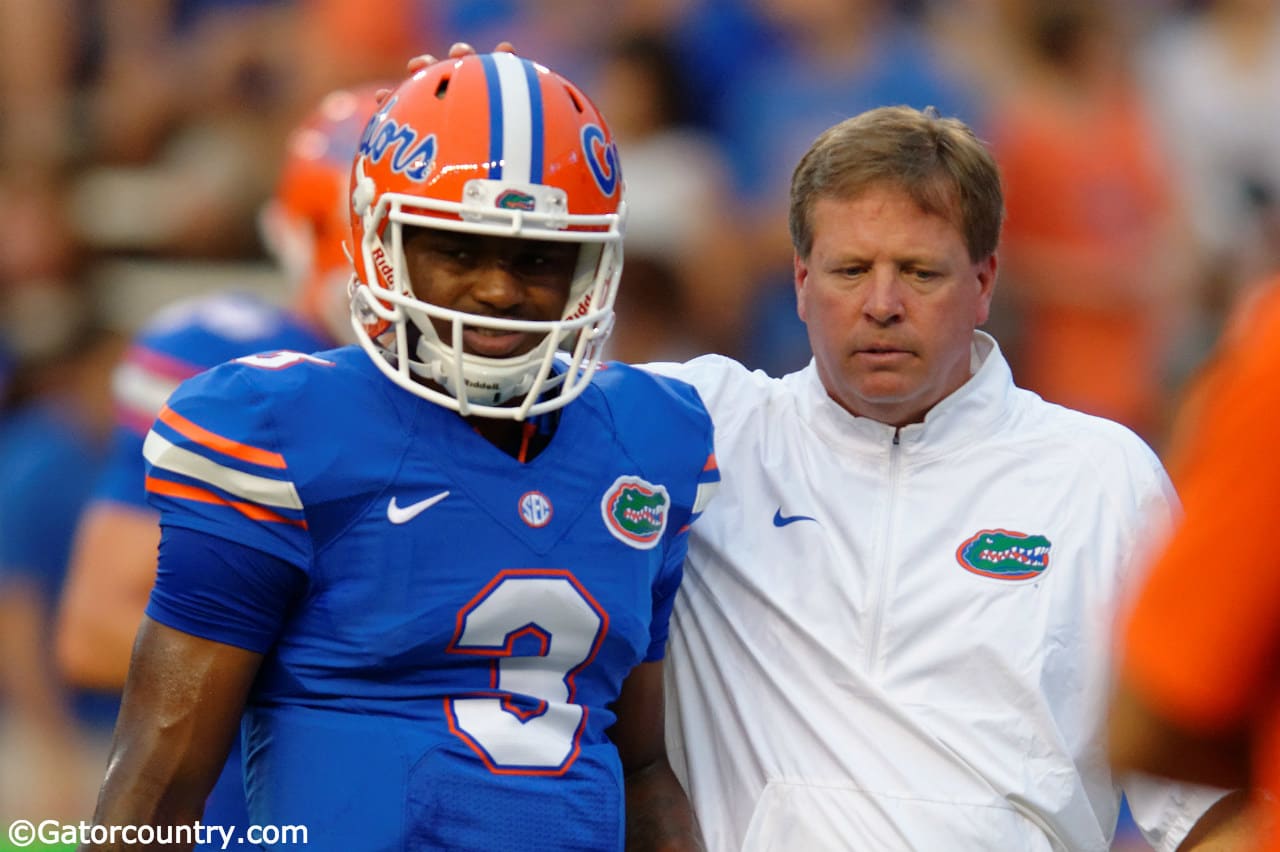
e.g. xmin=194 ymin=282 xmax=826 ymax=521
xmin=2 ymin=0 xmax=1278 ymax=846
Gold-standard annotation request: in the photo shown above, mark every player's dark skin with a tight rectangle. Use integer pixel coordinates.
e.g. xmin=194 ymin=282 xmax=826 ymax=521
xmin=401 ymin=227 xmax=575 ymax=460
xmin=85 ymin=228 xmax=701 ymax=852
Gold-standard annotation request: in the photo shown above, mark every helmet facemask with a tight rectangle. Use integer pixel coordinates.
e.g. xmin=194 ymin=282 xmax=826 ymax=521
xmin=351 ymin=176 xmax=624 ymax=420
xmin=347 ymin=53 xmax=627 ymax=421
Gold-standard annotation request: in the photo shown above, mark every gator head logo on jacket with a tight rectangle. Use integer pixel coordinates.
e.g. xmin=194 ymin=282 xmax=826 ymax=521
xmin=602 ymin=475 xmax=669 ymax=550
xmin=956 ymin=529 xmax=1052 ymax=580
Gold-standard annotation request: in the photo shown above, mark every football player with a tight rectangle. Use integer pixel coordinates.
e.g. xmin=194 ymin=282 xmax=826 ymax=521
xmin=55 ymin=83 xmax=382 ymax=847
xmin=85 ymin=53 xmax=717 ymax=851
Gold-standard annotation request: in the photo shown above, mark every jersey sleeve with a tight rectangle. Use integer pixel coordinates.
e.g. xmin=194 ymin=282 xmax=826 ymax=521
xmin=647 ymin=520 xmax=691 ymax=662
xmin=644 ymin=372 xmax=720 ymax=662
xmin=142 ymin=363 xmax=314 ymax=571
xmin=101 ymin=294 xmax=328 ymax=508
xmin=146 ymin=524 xmax=306 ymax=652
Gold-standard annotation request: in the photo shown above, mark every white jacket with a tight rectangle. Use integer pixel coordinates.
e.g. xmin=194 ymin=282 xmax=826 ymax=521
xmin=648 ymin=334 xmax=1224 ymax=852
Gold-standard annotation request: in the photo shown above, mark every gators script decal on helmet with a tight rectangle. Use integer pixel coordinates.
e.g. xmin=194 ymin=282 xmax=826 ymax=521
xmin=956 ymin=529 xmax=1051 ymax=581
xmin=358 ymin=96 xmax=436 ymax=181
xmin=602 ymin=475 xmax=669 ymax=550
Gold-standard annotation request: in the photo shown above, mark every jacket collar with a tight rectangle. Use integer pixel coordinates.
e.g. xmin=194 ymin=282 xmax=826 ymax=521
xmin=797 ymin=331 xmax=1015 ymax=456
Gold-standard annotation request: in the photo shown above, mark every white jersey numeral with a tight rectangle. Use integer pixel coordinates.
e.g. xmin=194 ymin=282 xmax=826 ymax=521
xmin=234 ymin=350 xmax=333 ymax=370
xmin=446 ymin=569 xmax=607 ymax=775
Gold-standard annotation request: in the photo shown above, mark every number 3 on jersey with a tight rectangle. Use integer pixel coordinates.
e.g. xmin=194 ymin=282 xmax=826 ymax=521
xmin=445 ymin=569 xmax=608 ymax=775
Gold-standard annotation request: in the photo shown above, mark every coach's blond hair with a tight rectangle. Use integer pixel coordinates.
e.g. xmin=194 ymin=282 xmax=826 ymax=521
xmin=789 ymin=106 xmax=1004 ymax=262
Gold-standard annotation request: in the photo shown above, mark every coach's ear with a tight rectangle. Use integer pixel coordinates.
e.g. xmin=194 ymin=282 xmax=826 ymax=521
xmin=974 ymin=252 xmax=997 ymax=327
xmin=795 ymin=250 xmax=812 ymax=324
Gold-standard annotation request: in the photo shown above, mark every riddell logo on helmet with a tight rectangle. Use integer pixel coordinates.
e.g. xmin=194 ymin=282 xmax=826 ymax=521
xmin=371 ymin=245 xmax=395 ymax=284
xmin=566 ymin=292 xmax=593 ymax=321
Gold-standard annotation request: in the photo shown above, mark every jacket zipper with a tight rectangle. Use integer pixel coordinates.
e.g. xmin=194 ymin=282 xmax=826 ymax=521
xmin=865 ymin=428 xmax=902 ymax=674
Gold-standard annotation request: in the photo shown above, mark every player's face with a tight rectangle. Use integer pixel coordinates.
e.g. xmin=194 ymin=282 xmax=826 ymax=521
xmin=795 ymin=183 xmax=996 ymax=427
xmin=403 ymin=228 xmax=579 ymax=358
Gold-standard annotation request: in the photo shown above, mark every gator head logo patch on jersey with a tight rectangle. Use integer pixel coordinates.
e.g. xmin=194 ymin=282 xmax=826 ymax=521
xmin=602 ymin=475 xmax=669 ymax=550
xmin=956 ymin=529 xmax=1052 ymax=581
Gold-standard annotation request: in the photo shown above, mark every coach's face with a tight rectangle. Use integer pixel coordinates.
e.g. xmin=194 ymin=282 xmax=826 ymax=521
xmin=795 ymin=183 xmax=996 ymax=427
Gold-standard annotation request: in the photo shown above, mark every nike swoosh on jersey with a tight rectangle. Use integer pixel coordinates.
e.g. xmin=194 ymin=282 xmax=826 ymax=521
xmin=773 ymin=508 xmax=817 ymax=527
xmin=387 ymin=491 xmax=451 ymax=524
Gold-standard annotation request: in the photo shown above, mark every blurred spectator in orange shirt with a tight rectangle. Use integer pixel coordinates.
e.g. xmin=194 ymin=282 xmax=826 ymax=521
xmin=989 ymin=0 xmax=1198 ymax=442
xmin=1108 ymin=274 xmax=1280 ymax=850
xmin=1160 ymin=272 xmax=1280 ymax=483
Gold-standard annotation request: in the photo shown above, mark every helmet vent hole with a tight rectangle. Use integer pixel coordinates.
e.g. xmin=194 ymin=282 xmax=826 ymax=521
xmin=435 ymin=75 xmax=450 ymax=99
xmin=564 ymin=85 xmax=584 ymax=113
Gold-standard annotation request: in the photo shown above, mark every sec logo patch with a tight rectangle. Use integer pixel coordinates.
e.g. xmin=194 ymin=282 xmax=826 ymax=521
xmin=519 ymin=491 xmax=553 ymax=528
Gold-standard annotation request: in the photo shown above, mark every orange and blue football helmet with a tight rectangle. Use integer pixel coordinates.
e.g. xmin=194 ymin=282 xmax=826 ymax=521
xmin=348 ymin=52 xmax=626 ymax=420
xmin=260 ymin=83 xmax=385 ymax=344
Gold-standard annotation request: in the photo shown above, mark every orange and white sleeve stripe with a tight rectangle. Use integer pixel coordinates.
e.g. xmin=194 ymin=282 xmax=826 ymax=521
xmin=144 ymin=404 xmax=306 ymax=528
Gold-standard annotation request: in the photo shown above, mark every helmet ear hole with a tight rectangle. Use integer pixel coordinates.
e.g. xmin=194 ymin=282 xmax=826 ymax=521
xmin=435 ymin=75 xmax=450 ymax=100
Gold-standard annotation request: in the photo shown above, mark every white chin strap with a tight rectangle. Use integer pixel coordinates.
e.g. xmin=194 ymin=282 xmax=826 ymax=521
xmin=408 ymin=319 xmax=564 ymax=408
xmin=349 ymin=242 xmax=619 ymax=421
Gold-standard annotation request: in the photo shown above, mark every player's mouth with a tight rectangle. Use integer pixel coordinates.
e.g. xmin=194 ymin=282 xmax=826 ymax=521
xmin=463 ymin=327 xmax=535 ymax=358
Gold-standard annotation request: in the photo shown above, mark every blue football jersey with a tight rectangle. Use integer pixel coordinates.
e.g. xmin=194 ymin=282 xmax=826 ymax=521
xmin=142 ymin=348 xmax=719 ymax=851
xmin=96 ymin=291 xmax=328 ymax=508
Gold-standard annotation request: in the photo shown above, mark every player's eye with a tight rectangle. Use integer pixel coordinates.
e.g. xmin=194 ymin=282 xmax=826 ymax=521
xmin=509 ymin=244 xmax=579 ymax=279
xmin=429 ymin=243 xmax=475 ymax=265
